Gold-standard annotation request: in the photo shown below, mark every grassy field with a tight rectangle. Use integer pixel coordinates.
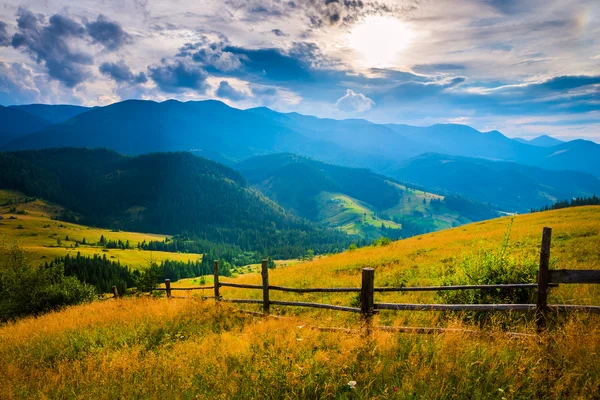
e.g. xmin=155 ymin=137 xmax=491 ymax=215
xmin=0 ymin=190 xmax=202 ymax=268
xmin=315 ymin=183 xmax=467 ymax=239
xmin=316 ymin=192 xmax=402 ymax=234
xmin=1 ymin=207 xmax=599 ymax=398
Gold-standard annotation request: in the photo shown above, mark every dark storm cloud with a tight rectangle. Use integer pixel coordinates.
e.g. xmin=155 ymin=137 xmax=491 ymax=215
xmin=85 ymin=15 xmax=132 ymax=50
xmin=148 ymin=60 xmax=209 ymax=93
xmin=215 ymin=80 xmax=248 ymax=101
xmin=99 ymin=61 xmax=147 ymax=84
xmin=10 ymin=7 xmax=92 ymax=87
xmin=0 ymin=21 xmax=11 ymax=46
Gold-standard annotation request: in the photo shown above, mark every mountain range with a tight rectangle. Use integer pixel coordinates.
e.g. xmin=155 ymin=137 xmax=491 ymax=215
xmin=1 ymin=99 xmax=599 ymax=213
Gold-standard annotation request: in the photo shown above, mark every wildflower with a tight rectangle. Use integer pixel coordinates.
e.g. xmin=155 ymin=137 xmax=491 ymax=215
xmin=394 ymin=387 xmax=399 ymax=392
xmin=179 ymin=335 xmax=185 ymax=339
xmin=348 ymin=381 xmax=357 ymax=390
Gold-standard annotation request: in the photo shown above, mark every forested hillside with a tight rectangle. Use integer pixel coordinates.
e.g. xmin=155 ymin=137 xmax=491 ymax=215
xmin=3 ymin=100 xmax=599 ymax=213
xmin=237 ymin=153 xmax=498 ymax=239
xmin=0 ymin=149 xmax=350 ymax=259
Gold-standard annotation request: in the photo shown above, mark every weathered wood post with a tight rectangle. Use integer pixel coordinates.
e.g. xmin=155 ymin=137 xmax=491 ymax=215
xmin=165 ymin=279 xmax=171 ymax=298
xmin=261 ymin=259 xmax=270 ymax=314
xmin=537 ymin=227 xmax=552 ymax=331
xmin=361 ymin=268 xmax=375 ymax=323
xmin=112 ymin=285 xmax=119 ymax=298
xmin=213 ymin=260 xmax=220 ymax=301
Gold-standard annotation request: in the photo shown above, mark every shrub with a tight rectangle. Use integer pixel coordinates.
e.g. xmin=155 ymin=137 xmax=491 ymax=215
xmin=438 ymin=218 xmax=545 ymax=323
xmin=372 ymin=237 xmax=392 ymax=247
xmin=0 ymin=244 xmax=96 ymax=322
xmin=135 ymin=261 xmax=164 ymax=292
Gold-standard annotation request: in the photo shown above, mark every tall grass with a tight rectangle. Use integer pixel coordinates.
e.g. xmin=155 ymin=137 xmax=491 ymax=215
xmin=1 ymin=207 xmax=600 ymax=398
xmin=1 ymin=298 xmax=599 ymax=399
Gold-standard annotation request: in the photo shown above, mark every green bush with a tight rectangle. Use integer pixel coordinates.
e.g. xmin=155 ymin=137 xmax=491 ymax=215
xmin=372 ymin=237 xmax=392 ymax=247
xmin=0 ymin=245 xmax=96 ymax=322
xmin=135 ymin=261 xmax=164 ymax=292
xmin=438 ymin=218 xmax=544 ymax=323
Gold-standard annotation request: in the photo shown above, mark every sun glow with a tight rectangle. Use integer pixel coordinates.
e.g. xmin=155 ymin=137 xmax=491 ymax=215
xmin=348 ymin=16 xmax=415 ymax=68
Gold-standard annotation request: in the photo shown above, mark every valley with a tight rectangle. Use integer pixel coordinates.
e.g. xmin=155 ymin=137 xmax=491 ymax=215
xmin=0 ymin=190 xmax=202 ymax=267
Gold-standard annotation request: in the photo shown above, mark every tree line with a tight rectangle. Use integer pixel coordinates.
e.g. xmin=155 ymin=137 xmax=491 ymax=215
xmin=530 ymin=195 xmax=600 ymax=213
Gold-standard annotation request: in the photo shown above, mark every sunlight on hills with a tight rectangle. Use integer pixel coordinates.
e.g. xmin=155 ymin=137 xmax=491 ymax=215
xmin=1 ymin=207 xmax=600 ymax=398
xmin=0 ymin=190 xmax=202 ymax=268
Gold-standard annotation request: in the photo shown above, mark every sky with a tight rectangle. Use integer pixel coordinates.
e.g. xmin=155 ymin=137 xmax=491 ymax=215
xmin=0 ymin=0 xmax=598 ymax=141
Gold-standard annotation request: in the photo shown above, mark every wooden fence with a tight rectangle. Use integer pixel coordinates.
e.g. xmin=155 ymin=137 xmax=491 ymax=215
xmin=123 ymin=227 xmax=600 ymax=331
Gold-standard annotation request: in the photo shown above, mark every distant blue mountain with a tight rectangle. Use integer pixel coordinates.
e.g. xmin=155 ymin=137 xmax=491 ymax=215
xmin=2 ymin=99 xmax=600 ymax=181
xmin=8 ymin=104 xmax=90 ymax=124
xmin=0 ymin=105 xmax=52 ymax=146
xmin=513 ymin=135 xmax=565 ymax=147
xmin=390 ymin=153 xmax=600 ymax=212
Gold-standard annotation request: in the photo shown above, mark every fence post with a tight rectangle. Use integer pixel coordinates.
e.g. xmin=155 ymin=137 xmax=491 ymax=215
xmin=261 ymin=259 xmax=270 ymax=314
xmin=165 ymin=279 xmax=171 ymax=298
xmin=112 ymin=285 xmax=119 ymax=298
xmin=537 ymin=227 xmax=552 ymax=331
xmin=361 ymin=268 xmax=375 ymax=321
xmin=213 ymin=260 xmax=220 ymax=301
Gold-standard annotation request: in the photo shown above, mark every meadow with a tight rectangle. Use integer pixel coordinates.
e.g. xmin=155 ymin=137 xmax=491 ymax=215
xmin=0 ymin=190 xmax=202 ymax=268
xmin=1 ymin=206 xmax=599 ymax=398
xmin=316 ymin=183 xmax=461 ymax=239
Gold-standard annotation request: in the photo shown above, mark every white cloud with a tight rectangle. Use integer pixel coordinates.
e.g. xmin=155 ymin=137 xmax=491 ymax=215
xmin=335 ymin=89 xmax=375 ymax=112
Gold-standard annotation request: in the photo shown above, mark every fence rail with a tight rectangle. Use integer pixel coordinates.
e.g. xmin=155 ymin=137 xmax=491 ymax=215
xmin=141 ymin=226 xmax=600 ymax=331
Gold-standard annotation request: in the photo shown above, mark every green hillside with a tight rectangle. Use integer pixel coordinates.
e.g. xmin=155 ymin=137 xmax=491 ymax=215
xmin=0 ymin=189 xmax=201 ymax=267
xmin=237 ymin=153 xmax=494 ymax=240
xmin=0 ymin=149 xmax=350 ymax=259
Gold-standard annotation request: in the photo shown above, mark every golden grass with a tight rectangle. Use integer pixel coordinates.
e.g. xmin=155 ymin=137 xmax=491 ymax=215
xmin=0 ymin=190 xmax=202 ymax=268
xmin=1 ymin=297 xmax=599 ymax=399
xmin=1 ymin=207 xmax=600 ymax=398
xmin=219 ymin=206 xmax=600 ymax=326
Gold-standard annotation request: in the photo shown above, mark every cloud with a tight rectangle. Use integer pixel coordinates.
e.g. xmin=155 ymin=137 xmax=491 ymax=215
xmin=0 ymin=21 xmax=10 ymax=46
xmin=223 ymin=0 xmax=412 ymax=28
xmin=99 ymin=61 xmax=147 ymax=84
xmin=335 ymin=89 xmax=375 ymax=112
xmin=215 ymin=80 xmax=248 ymax=101
xmin=148 ymin=60 xmax=209 ymax=93
xmin=0 ymin=62 xmax=41 ymax=105
xmin=85 ymin=15 xmax=132 ymax=50
xmin=271 ymin=28 xmax=287 ymax=37
xmin=303 ymin=0 xmax=413 ymax=28
xmin=222 ymin=41 xmax=336 ymax=82
xmin=412 ymin=63 xmax=467 ymax=74
xmin=178 ymin=38 xmax=242 ymax=72
xmin=10 ymin=8 xmax=92 ymax=87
